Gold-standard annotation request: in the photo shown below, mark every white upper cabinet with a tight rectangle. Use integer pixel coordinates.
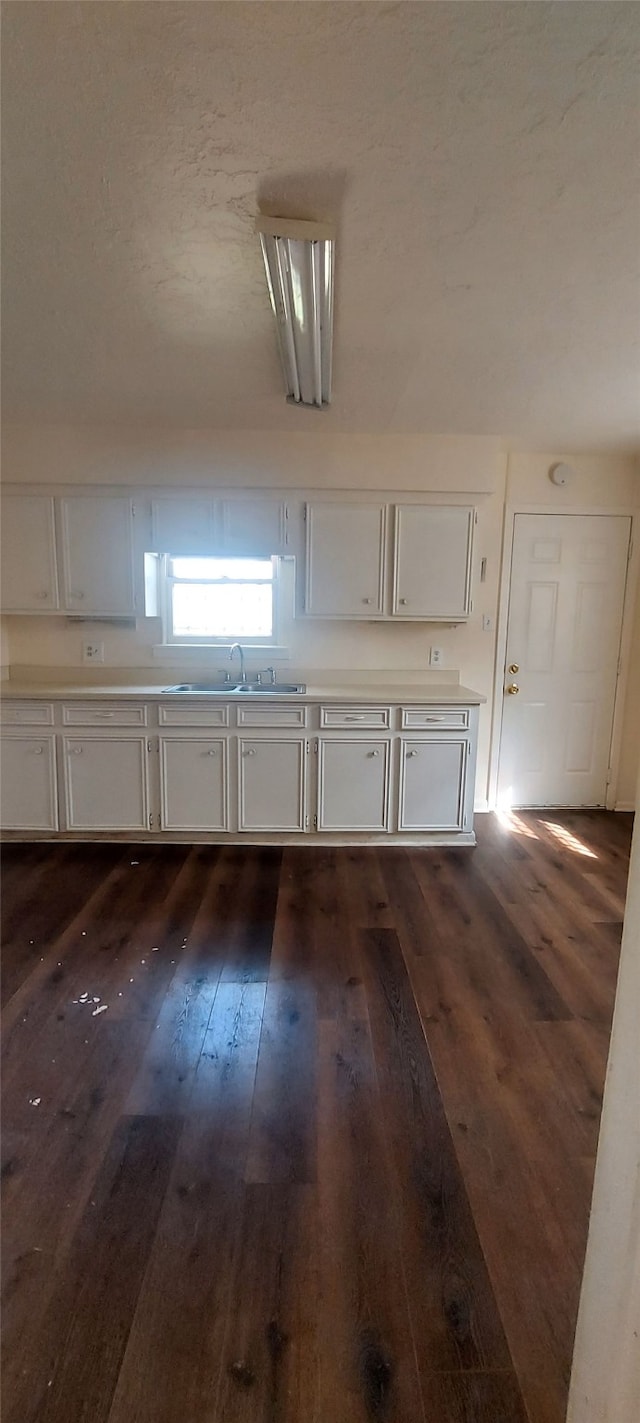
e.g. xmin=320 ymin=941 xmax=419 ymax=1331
xmin=305 ymin=502 xmax=387 ymax=617
xmin=393 ymin=505 xmax=474 ymax=619
xmin=151 ymin=498 xmax=216 ymax=555
xmin=0 ymin=495 xmax=59 ymax=612
xmin=60 ymin=496 xmax=137 ymax=616
xmin=220 ymin=498 xmax=287 ymax=555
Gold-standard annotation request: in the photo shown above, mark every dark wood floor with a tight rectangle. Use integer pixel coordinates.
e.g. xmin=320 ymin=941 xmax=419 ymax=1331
xmin=1 ymin=811 xmax=632 ymax=1423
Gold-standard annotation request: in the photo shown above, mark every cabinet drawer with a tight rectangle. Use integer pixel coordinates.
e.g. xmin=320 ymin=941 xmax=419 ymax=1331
xmin=320 ymin=705 xmax=391 ymax=730
xmin=401 ymin=707 xmax=470 ymax=731
xmin=62 ymin=702 xmax=148 ymax=728
xmin=236 ymin=704 xmax=308 ymax=728
xmin=1 ymin=701 xmax=54 ymax=726
xmin=159 ymin=703 xmax=230 ymax=728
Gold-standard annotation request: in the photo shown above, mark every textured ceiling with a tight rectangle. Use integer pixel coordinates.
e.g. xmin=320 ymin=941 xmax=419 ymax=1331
xmin=2 ymin=1 xmax=639 ymax=448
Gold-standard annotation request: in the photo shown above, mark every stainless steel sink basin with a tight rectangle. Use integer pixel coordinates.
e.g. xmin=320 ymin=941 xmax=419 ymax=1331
xmin=162 ymin=682 xmax=306 ymax=694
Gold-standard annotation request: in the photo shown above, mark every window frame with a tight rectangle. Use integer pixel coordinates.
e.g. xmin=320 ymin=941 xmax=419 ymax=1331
xmin=158 ymin=553 xmax=281 ymax=647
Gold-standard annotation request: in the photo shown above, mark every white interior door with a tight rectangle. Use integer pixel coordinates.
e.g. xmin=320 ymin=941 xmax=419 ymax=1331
xmin=498 ymin=513 xmax=631 ymax=807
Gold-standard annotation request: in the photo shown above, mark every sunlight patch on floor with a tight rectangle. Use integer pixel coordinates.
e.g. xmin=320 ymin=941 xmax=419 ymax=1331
xmin=541 ymin=821 xmax=599 ymax=859
xmin=494 ymin=808 xmax=540 ymax=840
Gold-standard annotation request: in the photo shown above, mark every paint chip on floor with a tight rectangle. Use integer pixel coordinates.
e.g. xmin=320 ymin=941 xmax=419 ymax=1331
xmin=92 ymin=1004 xmax=108 ymax=1016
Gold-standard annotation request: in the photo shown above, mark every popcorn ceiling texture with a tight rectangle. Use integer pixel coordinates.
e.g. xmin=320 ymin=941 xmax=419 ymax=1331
xmin=2 ymin=0 xmax=639 ymax=449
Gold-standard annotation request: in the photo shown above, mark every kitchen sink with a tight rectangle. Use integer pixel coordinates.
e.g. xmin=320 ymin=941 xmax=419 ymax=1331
xmin=162 ymin=682 xmax=306 ymax=694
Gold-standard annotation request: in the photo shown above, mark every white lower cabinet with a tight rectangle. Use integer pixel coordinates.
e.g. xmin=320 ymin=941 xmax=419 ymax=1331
xmin=238 ymin=737 xmax=306 ymax=832
xmin=63 ymin=735 xmax=150 ymax=831
xmin=1 ymin=699 xmax=480 ymax=842
xmin=0 ymin=736 xmax=58 ymax=831
xmin=318 ymin=738 xmax=390 ymax=831
xmin=399 ymin=737 xmax=469 ymax=831
xmin=160 ymin=737 xmax=227 ymax=831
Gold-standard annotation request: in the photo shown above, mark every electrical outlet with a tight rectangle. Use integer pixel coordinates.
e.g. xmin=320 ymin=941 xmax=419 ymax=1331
xmin=82 ymin=641 xmax=104 ymax=665
xmin=429 ymin=646 xmax=443 ymax=668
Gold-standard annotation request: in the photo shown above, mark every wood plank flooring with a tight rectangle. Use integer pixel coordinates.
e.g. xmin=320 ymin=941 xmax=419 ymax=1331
xmin=1 ymin=810 xmax=632 ymax=1423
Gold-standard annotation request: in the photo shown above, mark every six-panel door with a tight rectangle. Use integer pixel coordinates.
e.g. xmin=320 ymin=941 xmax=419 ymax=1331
xmin=0 ymin=736 xmax=58 ymax=830
xmin=399 ymin=737 xmax=468 ymax=831
xmin=160 ymin=737 xmax=227 ymax=831
xmin=63 ymin=736 xmax=150 ymax=830
xmin=318 ymin=738 xmax=390 ymax=831
xmin=238 ymin=737 xmax=306 ymax=831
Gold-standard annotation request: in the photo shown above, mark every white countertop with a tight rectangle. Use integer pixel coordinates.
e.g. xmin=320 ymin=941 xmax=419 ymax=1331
xmin=1 ymin=680 xmax=486 ymax=705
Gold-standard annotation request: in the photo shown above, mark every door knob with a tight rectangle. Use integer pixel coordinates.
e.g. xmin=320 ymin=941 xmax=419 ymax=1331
xmin=506 ymin=684 xmax=520 ymax=695
xmin=509 ymin=663 xmax=519 ymax=674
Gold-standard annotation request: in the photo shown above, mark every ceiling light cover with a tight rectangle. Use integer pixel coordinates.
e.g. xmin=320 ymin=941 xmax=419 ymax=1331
xmin=257 ymin=217 xmax=335 ymax=409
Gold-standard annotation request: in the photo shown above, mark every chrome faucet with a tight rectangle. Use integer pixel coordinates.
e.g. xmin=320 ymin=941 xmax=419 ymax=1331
xmin=229 ymin=643 xmax=246 ymax=683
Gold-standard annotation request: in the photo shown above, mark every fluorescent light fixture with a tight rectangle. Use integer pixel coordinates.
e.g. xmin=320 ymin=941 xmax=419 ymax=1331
xmin=257 ymin=216 xmax=335 ymax=408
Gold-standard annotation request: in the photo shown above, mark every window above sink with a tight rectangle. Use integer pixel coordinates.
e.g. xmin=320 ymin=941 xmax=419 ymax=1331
xmin=151 ymin=553 xmax=286 ymax=648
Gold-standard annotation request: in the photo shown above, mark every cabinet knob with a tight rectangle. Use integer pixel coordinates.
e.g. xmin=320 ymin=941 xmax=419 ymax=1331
xmin=206 ymin=749 xmax=217 ymax=757
xmin=32 ymin=746 xmax=44 ymax=756
xmin=69 ymin=590 xmax=84 ymax=600
xmin=362 ymin=597 xmax=372 ymax=605
xmin=370 ymin=749 xmax=380 ymax=758
xmin=244 ymin=748 xmax=256 ymax=756
xmin=37 ymin=591 xmax=49 ymax=601
xmin=407 ymin=749 xmax=419 ymax=757
xmin=399 ymin=597 xmax=408 ymax=606
xmin=70 ymin=746 xmax=83 ymax=755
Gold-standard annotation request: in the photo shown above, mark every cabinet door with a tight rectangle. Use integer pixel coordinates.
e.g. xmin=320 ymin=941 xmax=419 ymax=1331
xmin=238 ymin=737 xmax=306 ymax=831
xmin=393 ymin=505 xmax=474 ymax=619
xmin=160 ymin=738 xmax=227 ymax=831
xmin=150 ymin=499 xmax=216 ymax=555
xmin=399 ymin=738 xmax=468 ymax=831
xmin=305 ymin=503 xmax=387 ymax=617
xmin=219 ymin=499 xmax=287 ymax=555
xmin=63 ymin=736 xmax=149 ymax=830
xmin=318 ymin=738 xmax=390 ymax=831
xmin=1 ymin=495 xmax=59 ymax=612
xmin=60 ymin=496 xmax=136 ymax=615
xmin=0 ymin=736 xmax=58 ymax=830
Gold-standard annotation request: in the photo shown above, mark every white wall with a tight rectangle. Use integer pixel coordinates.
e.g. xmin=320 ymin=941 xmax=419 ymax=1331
xmin=567 ymin=768 xmax=640 ymax=1423
xmin=2 ymin=425 xmax=638 ymax=808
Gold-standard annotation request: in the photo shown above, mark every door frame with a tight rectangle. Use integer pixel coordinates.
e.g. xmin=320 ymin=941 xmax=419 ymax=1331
xmin=488 ymin=503 xmax=639 ymax=812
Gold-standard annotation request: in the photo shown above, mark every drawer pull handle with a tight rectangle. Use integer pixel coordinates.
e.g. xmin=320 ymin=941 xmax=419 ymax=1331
xmin=94 ymin=712 xmax=115 ymax=718
xmin=345 ymin=715 xmax=366 ymax=721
